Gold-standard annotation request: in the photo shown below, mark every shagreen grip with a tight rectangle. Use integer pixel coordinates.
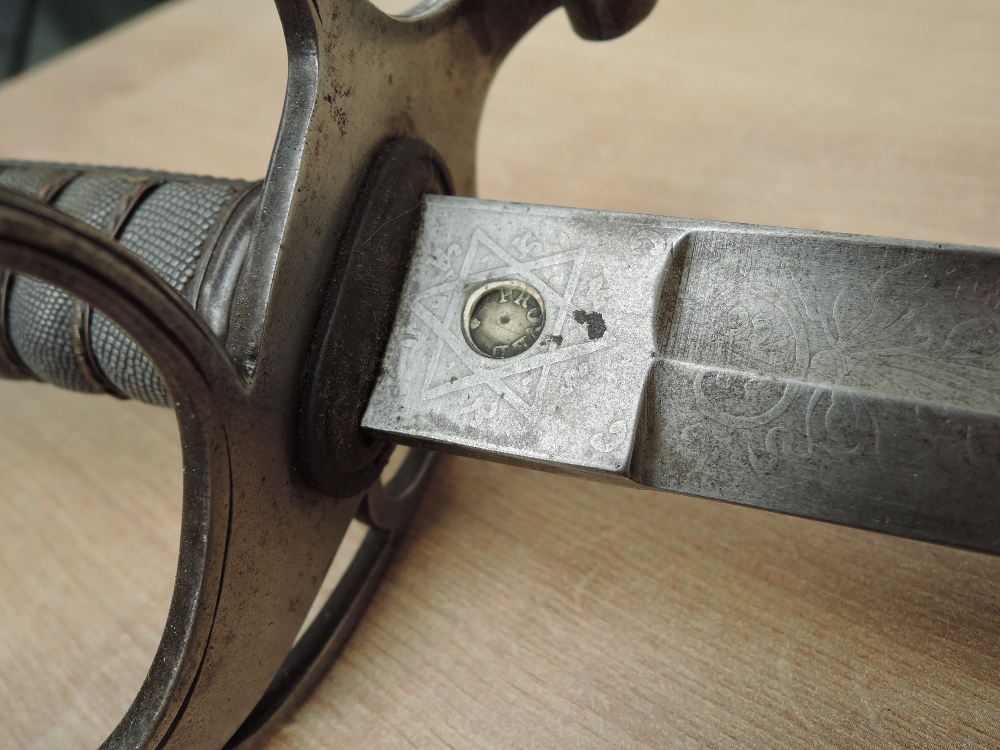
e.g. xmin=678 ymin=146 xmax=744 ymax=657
xmin=0 ymin=162 xmax=260 ymax=405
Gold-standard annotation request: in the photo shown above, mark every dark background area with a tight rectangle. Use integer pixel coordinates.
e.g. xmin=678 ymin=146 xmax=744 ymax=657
xmin=1 ymin=0 xmax=167 ymax=79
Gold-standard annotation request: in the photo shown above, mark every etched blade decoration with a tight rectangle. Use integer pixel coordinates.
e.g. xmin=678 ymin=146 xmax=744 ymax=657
xmin=363 ymin=195 xmax=1000 ymax=555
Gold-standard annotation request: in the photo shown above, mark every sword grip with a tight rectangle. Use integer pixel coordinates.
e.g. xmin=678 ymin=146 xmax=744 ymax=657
xmin=0 ymin=162 xmax=260 ymax=405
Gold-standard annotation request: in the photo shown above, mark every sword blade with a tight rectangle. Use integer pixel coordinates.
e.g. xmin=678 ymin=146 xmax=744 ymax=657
xmin=363 ymin=195 xmax=1000 ymax=554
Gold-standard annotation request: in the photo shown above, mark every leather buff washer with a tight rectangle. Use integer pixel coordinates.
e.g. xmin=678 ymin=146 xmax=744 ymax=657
xmin=0 ymin=1 xmax=657 ymax=748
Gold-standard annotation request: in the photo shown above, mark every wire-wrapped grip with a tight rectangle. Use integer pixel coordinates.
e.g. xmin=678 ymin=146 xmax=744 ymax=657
xmin=0 ymin=162 xmax=260 ymax=404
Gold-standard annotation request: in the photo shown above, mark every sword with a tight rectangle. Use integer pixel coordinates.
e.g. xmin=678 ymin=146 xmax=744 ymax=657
xmin=0 ymin=0 xmax=996 ymax=747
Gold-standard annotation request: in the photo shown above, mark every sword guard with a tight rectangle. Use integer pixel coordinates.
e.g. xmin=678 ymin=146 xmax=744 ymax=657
xmin=0 ymin=0 xmax=658 ymax=747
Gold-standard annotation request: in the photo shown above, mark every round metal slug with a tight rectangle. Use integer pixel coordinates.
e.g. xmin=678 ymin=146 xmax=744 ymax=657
xmin=462 ymin=279 xmax=545 ymax=358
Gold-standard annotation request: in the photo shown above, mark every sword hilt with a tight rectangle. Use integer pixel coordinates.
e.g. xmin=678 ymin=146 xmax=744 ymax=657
xmin=0 ymin=162 xmax=260 ymax=404
xmin=0 ymin=0 xmax=659 ymax=747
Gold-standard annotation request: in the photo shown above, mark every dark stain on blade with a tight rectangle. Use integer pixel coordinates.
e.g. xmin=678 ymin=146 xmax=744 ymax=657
xmin=573 ymin=310 xmax=606 ymax=340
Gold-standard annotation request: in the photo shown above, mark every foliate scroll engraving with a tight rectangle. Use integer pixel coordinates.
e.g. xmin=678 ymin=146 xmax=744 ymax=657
xmin=365 ymin=198 xmax=674 ymax=477
xmin=457 ymin=395 xmax=499 ymax=428
xmin=629 ymin=227 xmax=668 ymax=256
xmin=638 ymin=356 xmax=1000 ymax=552
xmin=365 ymin=200 xmax=1000 ymax=550
xmin=512 ymin=232 xmax=541 ymax=259
xmin=580 ymin=275 xmax=613 ymax=309
xmin=427 ymin=243 xmax=463 ymax=279
xmin=660 ymin=230 xmax=1000 ymax=482
xmin=590 ymin=420 xmax=629 ymax=453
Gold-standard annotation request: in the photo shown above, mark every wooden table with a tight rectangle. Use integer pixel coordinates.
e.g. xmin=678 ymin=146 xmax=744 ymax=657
xmin=2 ymin=0 xmax=999 ymax=747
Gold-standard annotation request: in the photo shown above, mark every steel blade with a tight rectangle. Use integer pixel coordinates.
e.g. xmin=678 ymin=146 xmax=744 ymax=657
xmin=363 ymin=195 xmax=1000 ymax=554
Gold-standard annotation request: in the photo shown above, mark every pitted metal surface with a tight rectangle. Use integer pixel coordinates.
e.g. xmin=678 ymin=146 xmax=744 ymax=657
xmin=0 ymin=165 xmax=79 ymax=380
xmin=0 ymin=1 xmax=659 ymax=747
xmin=364 ymin=195 xmax=1000 ymax=555
xmin=93 ymin=180 xmax=248 ymax=403
xmin=89 ymin=311 xmax=168 ymax=403
xmin=53 ymin=173 xmax=143 ymax=229
xmin=0 ymin=164 xmax=256 ymax=402
xmin=117 ymin=181 xmax=239 ymax=296
xmin=0 ymin=165 xmax=76 ymax=201
xmin=8 ymin=173 xmax=149 ymax=392
xmin=7 ymin=273 xmax=98 ymax=391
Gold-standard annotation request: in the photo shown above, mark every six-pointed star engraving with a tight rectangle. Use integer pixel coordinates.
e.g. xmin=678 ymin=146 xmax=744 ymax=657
xmin=406 ymin=226 xmax=614 ymax=423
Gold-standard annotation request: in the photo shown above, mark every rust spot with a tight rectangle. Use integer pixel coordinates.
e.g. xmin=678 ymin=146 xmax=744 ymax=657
xmin=573 ymin=310 xmax=606 ymax=340
xmin=333 ymin=108 xmax=348 ymax=137
xmin=540 ymin=333 xmax=563 ymax=348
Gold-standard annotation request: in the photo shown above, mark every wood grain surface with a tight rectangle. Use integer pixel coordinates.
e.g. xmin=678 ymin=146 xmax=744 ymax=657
xmin=1 ymin=0 xmax=1000 ymax=747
